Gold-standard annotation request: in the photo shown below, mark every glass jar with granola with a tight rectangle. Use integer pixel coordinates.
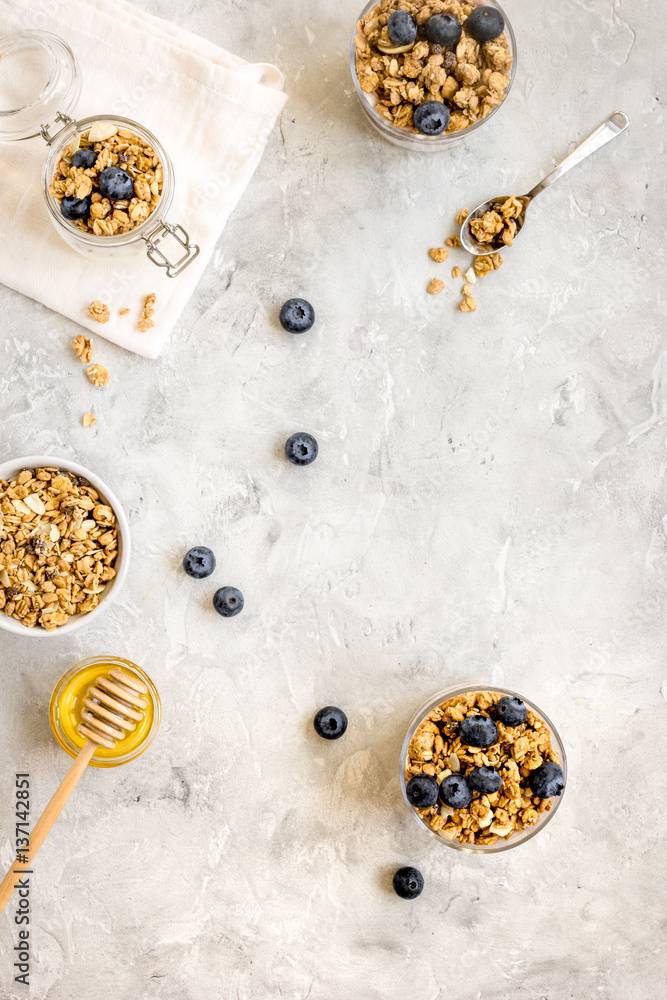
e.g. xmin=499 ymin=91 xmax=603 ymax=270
xmin=0 ymin=30 xmax=199 ymax=275
xmin=351 ymin=0 xmax=516 ymax=150
xmin=400 ymin=685 xmax=567 ymax=852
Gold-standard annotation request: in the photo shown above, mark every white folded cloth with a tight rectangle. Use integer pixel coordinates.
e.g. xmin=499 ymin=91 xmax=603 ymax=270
xmin=0 ymin=0 xmax=287 ymax=357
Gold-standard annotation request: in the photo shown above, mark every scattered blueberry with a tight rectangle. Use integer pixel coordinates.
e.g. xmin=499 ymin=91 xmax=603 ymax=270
xmin=313 ymin=706 xmax=348 ymax=740
xmin=392 ymin=866 xmax=424 ymax=900
xmin=405 ymin=773 xmax=439 ymax=808
xmin=528 ymin=762 xmax=565 ymax=798
xmin=439 ymin=773 xmax=473 ymax=809
xmin=424 ymin=13 xmax=462 ymax=46
xmin=468 ymin=765 xmax=502 ymax=794
xmin=279 ymin=298 xmax=315 ymax=333
xmin=285 ymin=432 xmax=318 ymax=466
xmin=465 ymin=5 xmax=505 ymax=42
xmin=182 ymin=546 xmax=216 ymax=579
xmin=212 ymin=586 xmax=244 ymax=617
xmin=71 ymin=148 xmax=97 ymax=169
xmin=60 ymin=196 xmax=91 ymax=221
xmin=459 ymin=715 xmax=498 ymax=748
xmin=496 ymin=695 xmax=527 ymax=727
xmin=387 ymin=10 xmax=418 ymax=46
xmin=413 ymin=101 xmax=451 ymax=136
xmin=99 ymin=165 xmax=134 ymax=200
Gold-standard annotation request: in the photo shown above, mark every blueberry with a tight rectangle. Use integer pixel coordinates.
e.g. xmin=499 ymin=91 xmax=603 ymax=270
xmin=405 ymin=773 xmax=439 ymax=808
xmin=424 ymin=13 xmax=462 ymax=46
xmin=413 ymin=101 xmax=451 ymax=136
xmin=528 ymin=762 xmax=565 ymax=799
xmin=285 ymin=432 xmax=318 ymax=466
xmin=439 ymin=773 xmax=473 ymax=809
xmin=279 ymin=298 xmax=315 ymax=333
xmin=465 ymin=6 xmax=505 ymax=42
xmin=71 ymin=148 xmax=97 ymax=169
xmin=182 ymin=546 xmax=216 ymax=579
xmin=313 ymin=706 xmax=348 ymax=740
xmin=212 ymin=586 xmax=244 ymax=617
xmin=468 ymin=765 xmax=502 ymax=794
xmin=496 ymin=695 xmax=527 ymax=727
xmin=459 ymin=715 xmax=498 ymax=748
xmin=99 ymin=165 xmax=134 ymax=201
xmin=392 ymin=866 xmax=424 ymax=900
xmin=60 ymin=196 xmax=91 ymax=221
xmin=387 ymin=10 xmax=418 ymax=46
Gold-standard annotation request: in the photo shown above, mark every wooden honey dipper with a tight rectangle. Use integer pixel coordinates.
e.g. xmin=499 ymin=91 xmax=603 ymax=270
xmin=0 ymin=668 xmax=148 ymax=914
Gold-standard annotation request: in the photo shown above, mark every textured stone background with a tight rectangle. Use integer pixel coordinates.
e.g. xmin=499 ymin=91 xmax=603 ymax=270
xmin=0 ymin=0 xmax=666 ymax=997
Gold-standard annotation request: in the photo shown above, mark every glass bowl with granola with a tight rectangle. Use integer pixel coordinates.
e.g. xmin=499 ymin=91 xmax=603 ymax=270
xmin=0 ymin=31 xmax=198 ymax=275
xmin=400 ymin=686 xmax=566 ymax=852
xmin=351 ymin=0 xmax=515 ymax=150
xmin=0 ymin=456 xmax=130 ymax=637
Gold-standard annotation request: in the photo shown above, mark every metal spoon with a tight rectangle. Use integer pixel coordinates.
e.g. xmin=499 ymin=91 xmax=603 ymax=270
xmin=460 ymin=111 xmax=630 ymax=255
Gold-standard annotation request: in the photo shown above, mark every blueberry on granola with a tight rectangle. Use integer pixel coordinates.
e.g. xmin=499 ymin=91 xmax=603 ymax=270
xmin=212 ymin=586 xmax=244 ymax=617
xmin=393 ymin=866 xmax=424 ymax=900
xmin=285 ymin=432 xmax=318 ymax=466
xmin=60 ymin=196 xmax=91 ymax=221
xmin=182 ymin=546 xmax=216 ymax=579
xmin=313 ymin=706 xmax=348 ymax=740
xmin=99 ymin=165 xmax=134 ymax=201
xmin=528 ymin=762 xmax=565 ymax=798
xmin=71 ymin=148 xmax=97 ymax=169
xmin=387 ymin=10 xmax=418 ymax=46
xmin=413 ymin=101 xmax=451 ymax=136
xmin=406 ymin=774 xmax=439 ymax=808
xmin=459 ymin=715 xmax=498 ymax=748
xmin=465 ymin=5 xmax=505 ymax=42
xmin=468 ymin=766 xmax=502 ymax=794
xmin=279 ymin=298 xmax=315 ymax=333
xmin=424 ymin=13 xmax=462 ymax=47
xmin=439 ymin=773 xmax=473 ymax=809
xmin=495 ymin=695 xmax=527 ymax=727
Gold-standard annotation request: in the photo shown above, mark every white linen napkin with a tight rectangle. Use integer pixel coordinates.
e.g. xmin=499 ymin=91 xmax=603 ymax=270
xmin=0 ymin=0 xmax=287 ymax=358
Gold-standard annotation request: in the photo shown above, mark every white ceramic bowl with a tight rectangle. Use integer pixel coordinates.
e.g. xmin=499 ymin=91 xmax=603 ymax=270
xmin=0 ymin=455 xmax=130 ymax=637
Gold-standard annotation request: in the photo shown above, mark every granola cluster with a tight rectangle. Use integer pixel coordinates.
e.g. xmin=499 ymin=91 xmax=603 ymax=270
xmin=0 ymin=468 xmax=119 ymax=631
xmin=354 ymin=0 xmax=512 ymax=134
xmin=50 ymin=122 xmax=163 ymax=235
xmin=405 ymin=690 xmax=560 ymax=846
xmin=469 ymin=195 xmax=525 ymax=247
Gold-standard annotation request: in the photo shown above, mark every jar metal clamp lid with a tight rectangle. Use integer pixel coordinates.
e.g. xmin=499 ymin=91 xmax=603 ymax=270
xmin=0 ymin=30 xmax=199 ymax=277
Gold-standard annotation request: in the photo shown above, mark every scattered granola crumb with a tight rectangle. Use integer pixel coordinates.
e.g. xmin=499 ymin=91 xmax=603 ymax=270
xmin=71 ymin=334 xmax=93 ymax=364
xmin=446 ymin=235 xmax=462 ymax=248
xmin=86 ymin=364 xmax=109 ymax=387
xmin=474 ymin=253 xmax=504 ymax=276
xmin=137 ymin=293 xmax=156 ymax=332
xmin=427 ymin=279 xmax=445 ymax=295
xmin=460 ymin=295 xmax=477 ymax=313
xmin=462 ymin=283 xmax=472 ymax=296
xmin=119 ymin=308 xmax=131 ymax=316
xmin=82 ymin=412 xmax=97 ymax=427
xmin=456 ymin=208 xmax=469 ymax=227
xmin=429 ymin=247 xmax=449 ymax=263
xmin=452 ymin=266 xmax=462 ymax=279
xmin=87 ymin=300 xmax=110 ymax=324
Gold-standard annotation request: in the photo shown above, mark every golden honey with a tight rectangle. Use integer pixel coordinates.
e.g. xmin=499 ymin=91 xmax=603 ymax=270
xmin=50 ymin=656 xmax=160 ymax=768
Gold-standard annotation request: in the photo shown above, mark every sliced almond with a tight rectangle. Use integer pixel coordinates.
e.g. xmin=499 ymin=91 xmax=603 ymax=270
xmin=489 ymin=822 xmax=513 ymax=837
xmin=448 ymin=752 xmax=460 ymax=772
xmin=376 ymin=40 xmax=415 ymax=54
xmin=12 ymin=499 xmax=31 ymax=516
xmin=477 ymin=810 xmax=494 ymax=829
xmin=83 ymin=585 xmax=105 ymax=594
xmin=436 ymin=768 xmax=452 ymax=783
xmin=0 ymin=568 xmax=10 ymax=587
xmin=24 ymin=494 xmax=45 ymax=515
xmin=87 ymin=121 xmax=118 ymax=143
xmin=437 ymin=827 xmax=456 ymax=841
xmin=49 ymin=524 xmax=61 ymax=542
xmin=440 ymin=804 xmax=454 ymax=818
xmin=463 ymin=267 xmax=477 ymax=284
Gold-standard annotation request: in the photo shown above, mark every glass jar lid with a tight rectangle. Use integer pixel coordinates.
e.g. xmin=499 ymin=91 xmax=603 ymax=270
xmin=0 ymin=31 xmax=80 ymax=141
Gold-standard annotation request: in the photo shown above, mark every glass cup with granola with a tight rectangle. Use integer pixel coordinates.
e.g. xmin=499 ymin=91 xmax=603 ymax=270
xmin=351 ymin=0 xmax=515 ymax=150
xmin=400 ymin=686 xmax=567 ymax=852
